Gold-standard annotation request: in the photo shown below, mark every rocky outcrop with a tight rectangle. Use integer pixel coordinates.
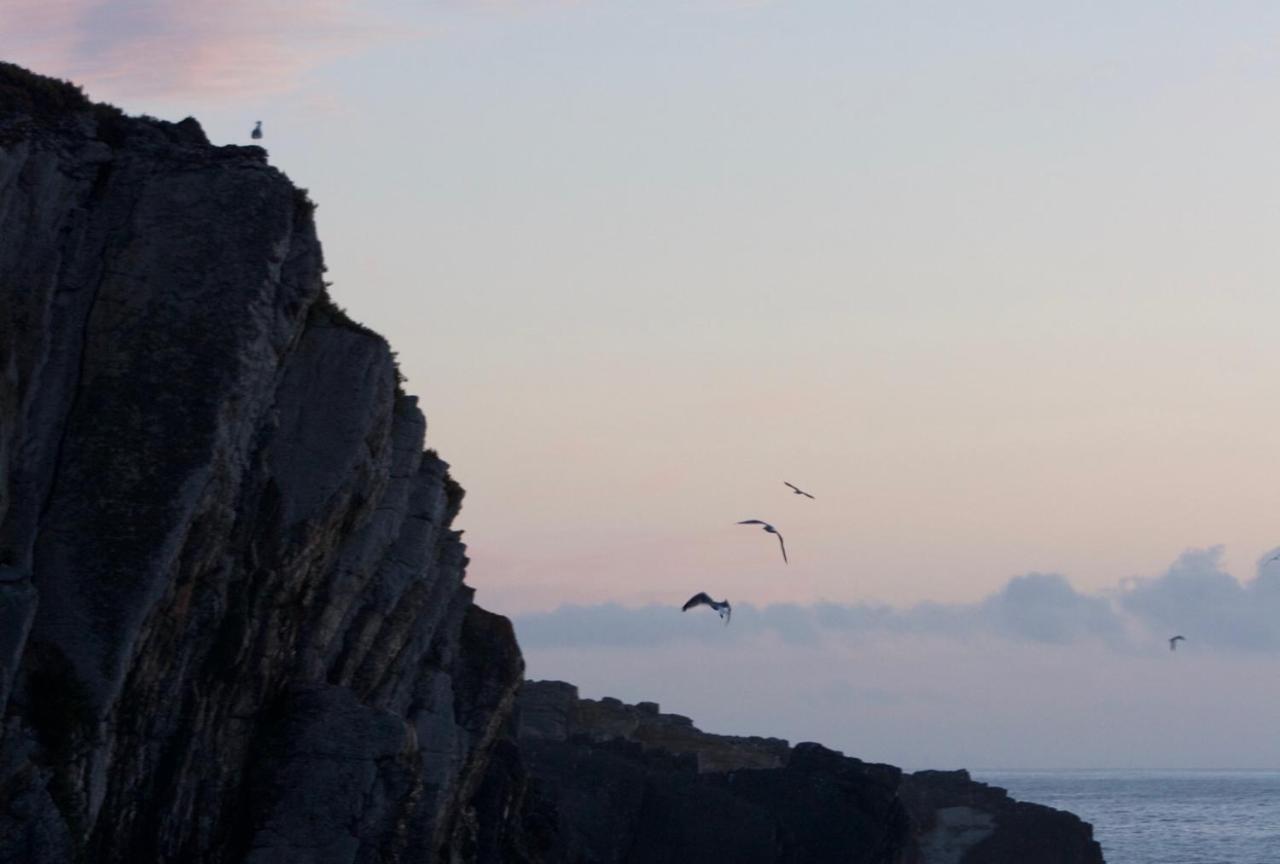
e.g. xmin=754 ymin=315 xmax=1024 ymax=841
xmin=516 ymin=682 xmax=1104 ymax=864
xmin=518 ymin=678 xmax=790 ymax=773
xmin=900 ymin=770 xmax=1103 ymax=864
xmin=1 ymin=63 xmax=1104 ymax=864
xmin=0 ymin=63 xmax=522 ymax=863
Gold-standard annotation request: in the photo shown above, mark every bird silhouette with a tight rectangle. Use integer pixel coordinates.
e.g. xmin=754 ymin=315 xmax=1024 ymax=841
xmin=737 ymin=520 xmax=787 ymax=563
xmin=251 ymin=121 xmax=263 ymax=140
xmin=682 ymin=592 xmax=731 ymax=625
xmin=784 ymin=482 xmax=815 ymax=499
xmin=1169 ymin=635 xmax=1186 ymax=651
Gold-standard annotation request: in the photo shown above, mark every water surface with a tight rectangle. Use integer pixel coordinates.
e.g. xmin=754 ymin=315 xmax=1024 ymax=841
xmin=976 ymin=771 xmax=1280 ymax=864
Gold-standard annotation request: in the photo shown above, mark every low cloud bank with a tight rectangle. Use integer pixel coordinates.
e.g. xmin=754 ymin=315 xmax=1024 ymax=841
xmin=515 ymin=547 xmax=1280 ymax=653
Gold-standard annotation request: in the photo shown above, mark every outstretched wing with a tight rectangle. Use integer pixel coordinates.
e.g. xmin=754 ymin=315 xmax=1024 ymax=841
xmin=785 ymin=482 xmax=816 ymax=499
xmin=683 ymin=592 xmax=714 ymax=612
xmin=777 ymin=533 xmax=788 ymax=564
xmin=737 ymin=519 xmax=767 ymax=526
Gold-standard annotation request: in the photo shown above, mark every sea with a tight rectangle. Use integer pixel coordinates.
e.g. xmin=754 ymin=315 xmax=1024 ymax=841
xmin=975 ymin=772 xmax=1280 ymax=864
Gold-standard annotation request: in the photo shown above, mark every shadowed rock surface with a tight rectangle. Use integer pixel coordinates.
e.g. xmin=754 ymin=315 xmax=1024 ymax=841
xmin=0 ymin=62 xmax=521 ymax=864
xmin=2 ymin=64 xmax=1103 ymax=864
xmin=516 ymin=682 xmax=1105 ymax=864
xmin=899 ymin=769 xmax=1104 ymax=864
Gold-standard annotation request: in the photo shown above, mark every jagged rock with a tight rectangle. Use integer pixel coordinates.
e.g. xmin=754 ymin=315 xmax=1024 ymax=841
xmin=899 ymin=770 xmax=1104 ymax=864
xmin=240 ymin=684 xmax=418 ymax=864
xmin=0 ymin=62 xmax=522 ymax=863
xmin=515 ymin=683 xmax=910 ymax=863
xmin=515 ymin=682 xmax=1104 ymax=864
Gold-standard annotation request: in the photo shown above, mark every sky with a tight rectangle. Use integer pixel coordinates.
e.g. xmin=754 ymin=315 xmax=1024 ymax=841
xmin=4 ymin=0 xmax=1280 ymax=769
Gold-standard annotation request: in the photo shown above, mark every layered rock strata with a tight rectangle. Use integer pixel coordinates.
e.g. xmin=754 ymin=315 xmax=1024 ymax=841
xmin=0 ymin=63 xmax=521 ymax=864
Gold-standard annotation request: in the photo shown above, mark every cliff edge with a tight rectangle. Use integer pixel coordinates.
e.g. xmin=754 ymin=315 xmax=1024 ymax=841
xmin=1 ymin=63 xmax=1103 ymax=864
xmin=0 ymin=62 xmax=521 ymax=863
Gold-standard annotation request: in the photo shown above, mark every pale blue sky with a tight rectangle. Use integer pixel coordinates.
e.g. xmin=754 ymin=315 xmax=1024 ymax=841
xmin=7 ymin=0 xmax=1280 ymax=767
xmin=12 ymin=0 xmax=1280 ymax=608
xmin=238 ymin=0 xmax=1280 ymax=613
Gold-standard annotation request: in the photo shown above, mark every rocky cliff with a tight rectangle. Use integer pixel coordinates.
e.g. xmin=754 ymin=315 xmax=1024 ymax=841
xmin=515 ymin=681 xmax=909 ymax=863
xmin=516 ymin=682 xmax=1104 ymax=864
xmin=1 ymin=63 xmax=1103 ymax=864
xmin=0 ymin=63 xmax=522 ymax=863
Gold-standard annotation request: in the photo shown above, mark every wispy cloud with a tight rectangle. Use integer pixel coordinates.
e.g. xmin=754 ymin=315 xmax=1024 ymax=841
xmin=0 ymin=0 xmax=406 ymax=102
xmin=514 ymin=547 xmax=1280 ymax=653
xmin=516 ymin=548 xmax=1280 ymax=769
xmin=0 ymin=0 xmax=780 ymax=104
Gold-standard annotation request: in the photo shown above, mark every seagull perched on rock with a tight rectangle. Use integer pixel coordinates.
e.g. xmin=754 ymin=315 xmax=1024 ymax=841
xmin=682 ymin=592 xmax=731 ymax=625
xmin=251 ymin=121 xmax=263 ymax=140
xmin=1169 ymin=635 xmax=1186 ymax=651
xmin=737 ymin=520 xmax=788 ymax=563
xmin=784 ymin=482 xmax=815 ymax=499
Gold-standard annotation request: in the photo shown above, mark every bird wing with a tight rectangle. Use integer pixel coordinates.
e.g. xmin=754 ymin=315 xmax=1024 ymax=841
xmin=802 ymin=491 xmax=815 ymax=499
xmin=722 ymin=602 xmax=732 ymax=625
xmin=784 ymin=482 xmax=800 ymax=492
xmin=737 ymin=520 xmax=767 ymax=526
xmin=777 ymin=533 xmax=788 ymax=563
xmin=683 ymin=592 xmax=713 ymax=611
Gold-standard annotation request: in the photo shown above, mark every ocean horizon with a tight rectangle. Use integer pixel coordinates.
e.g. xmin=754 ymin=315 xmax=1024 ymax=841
xmin=975 ymin=770 xmax=1280 ymax=864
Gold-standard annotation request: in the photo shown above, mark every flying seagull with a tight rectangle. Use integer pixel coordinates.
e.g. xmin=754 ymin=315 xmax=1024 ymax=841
xmin=251 ymin=121 xmax=263 ymax=140
xmin=784 ymin=482 xmax=815 ymax=499
xmin=1169 ymin=635 xmax=1186 ymax=651
xmin=737 ymin=520 xmax=788 ymax=563
xmin=682 ymin=592 xmax=731 ymax=625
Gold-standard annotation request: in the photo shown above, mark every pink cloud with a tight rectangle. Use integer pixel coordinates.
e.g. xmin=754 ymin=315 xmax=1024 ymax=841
xmin=0 ymin=0 xmax=408 ymax=103
xmin=0 ymin=0 xmax=770 ymax=103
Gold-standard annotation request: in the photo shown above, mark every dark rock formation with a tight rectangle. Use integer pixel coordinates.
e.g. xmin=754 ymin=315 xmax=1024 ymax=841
xmin=516 ymin=682 xmax=1105 ymax=864
xmin=0 ymin=62 xmax=522 ymax=863
xmin=518 ymin=678 xmax=791 ymax=773
xmin=899 ymin=770 xmax=1103 ymax=864
xmin=1 ymin=63 xmax=1104 ymax=864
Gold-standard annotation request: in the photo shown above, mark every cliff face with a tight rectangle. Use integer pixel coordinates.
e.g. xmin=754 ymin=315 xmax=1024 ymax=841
xmin=2 ymin=64 xmax=1104 ymax=864
xmin=0 ymin=64 xmax=522 ymax=863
